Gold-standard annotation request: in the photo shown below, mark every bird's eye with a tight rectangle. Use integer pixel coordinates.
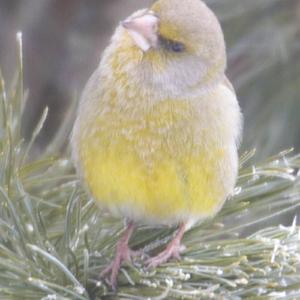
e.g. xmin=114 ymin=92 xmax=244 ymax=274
xmin=159 ymin=36 xmax=185 ymax=53
xmin=170 ymin=41 xmax=185 ymax=53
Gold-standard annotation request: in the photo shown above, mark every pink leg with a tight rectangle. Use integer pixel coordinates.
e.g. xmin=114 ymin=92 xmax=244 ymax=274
xmin=100 ymin=223 xmax=136 ymax=290
xmin=146 ymin=223 xmax=186 ymax=269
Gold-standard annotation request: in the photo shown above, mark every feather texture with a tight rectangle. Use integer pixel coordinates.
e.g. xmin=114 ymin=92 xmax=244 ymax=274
xmin=71 ymin=0 xmax=242 ymax=226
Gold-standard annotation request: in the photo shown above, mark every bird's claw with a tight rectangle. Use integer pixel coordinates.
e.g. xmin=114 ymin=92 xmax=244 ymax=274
xmin=146 ymin=242 xmax=184 ymax=269
xmin=146 ymin=223 xmax=186 ymax=269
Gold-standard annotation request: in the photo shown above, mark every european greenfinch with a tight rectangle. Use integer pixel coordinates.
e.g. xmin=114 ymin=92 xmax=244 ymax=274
xmin=71 ymin=0 xmax=242 ymax=289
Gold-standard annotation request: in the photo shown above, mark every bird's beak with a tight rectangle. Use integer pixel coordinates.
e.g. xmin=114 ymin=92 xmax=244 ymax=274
xmin=122 ymin=11 xmax=159 ymax=52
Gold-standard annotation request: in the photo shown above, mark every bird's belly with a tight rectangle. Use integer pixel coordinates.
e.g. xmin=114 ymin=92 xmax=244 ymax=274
xmin=79 ymin=132 xmax=235 ymax=225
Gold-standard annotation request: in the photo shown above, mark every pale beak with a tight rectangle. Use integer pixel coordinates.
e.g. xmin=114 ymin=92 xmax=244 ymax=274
xmin=122 ymin=12 xmax=159 ymax=52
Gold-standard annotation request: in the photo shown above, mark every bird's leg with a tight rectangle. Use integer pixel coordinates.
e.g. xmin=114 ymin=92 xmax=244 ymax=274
xmin=100 ymin=222 xmax=136 ymax=290
xmin=147 ymin=222 xmax=186 ymax=269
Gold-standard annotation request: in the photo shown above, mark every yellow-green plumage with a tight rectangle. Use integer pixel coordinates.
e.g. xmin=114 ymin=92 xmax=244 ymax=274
xmin=71 ymin=0 xmax=242 ymax=227
xmin=78 ymin=96 xmax=230 ymax=224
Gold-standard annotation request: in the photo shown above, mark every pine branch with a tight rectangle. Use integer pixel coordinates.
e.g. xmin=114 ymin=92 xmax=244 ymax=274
xmin=0 ymin=34 xmax=299 ymax=300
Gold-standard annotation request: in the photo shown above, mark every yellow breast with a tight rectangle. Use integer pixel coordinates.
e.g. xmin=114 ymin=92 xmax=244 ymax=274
xmin=77 ymin=98 xmax=230 ymax=225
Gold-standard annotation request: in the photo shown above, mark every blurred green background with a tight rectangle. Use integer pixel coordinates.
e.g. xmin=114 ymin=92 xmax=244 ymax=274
xmin=0 ymin=0 xmax=299 ymax=159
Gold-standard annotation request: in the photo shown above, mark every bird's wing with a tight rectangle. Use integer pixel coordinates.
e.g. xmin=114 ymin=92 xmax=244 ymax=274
xmin=221 ymin=75 xmax=243 ymax=148
xmin=222 ymin=75 xmax=235 ymax=93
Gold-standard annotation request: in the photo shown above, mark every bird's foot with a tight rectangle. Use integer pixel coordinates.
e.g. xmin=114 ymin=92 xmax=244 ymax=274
xmin=100 ymin=223 xmax=137 ymax=290
xmin=146 ymin=223 xmax=186 ymax=269
xmin=146 ymin=239 xmax=184 ymax=268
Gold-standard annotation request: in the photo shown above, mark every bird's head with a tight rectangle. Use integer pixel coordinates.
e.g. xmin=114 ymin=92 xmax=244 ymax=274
xmin=111 ymin=0 xmax=226 ymax=95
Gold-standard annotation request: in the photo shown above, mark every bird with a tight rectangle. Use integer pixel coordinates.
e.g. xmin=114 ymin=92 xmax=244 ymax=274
xmin=71 ymin=0 xmax=242 ymax=290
